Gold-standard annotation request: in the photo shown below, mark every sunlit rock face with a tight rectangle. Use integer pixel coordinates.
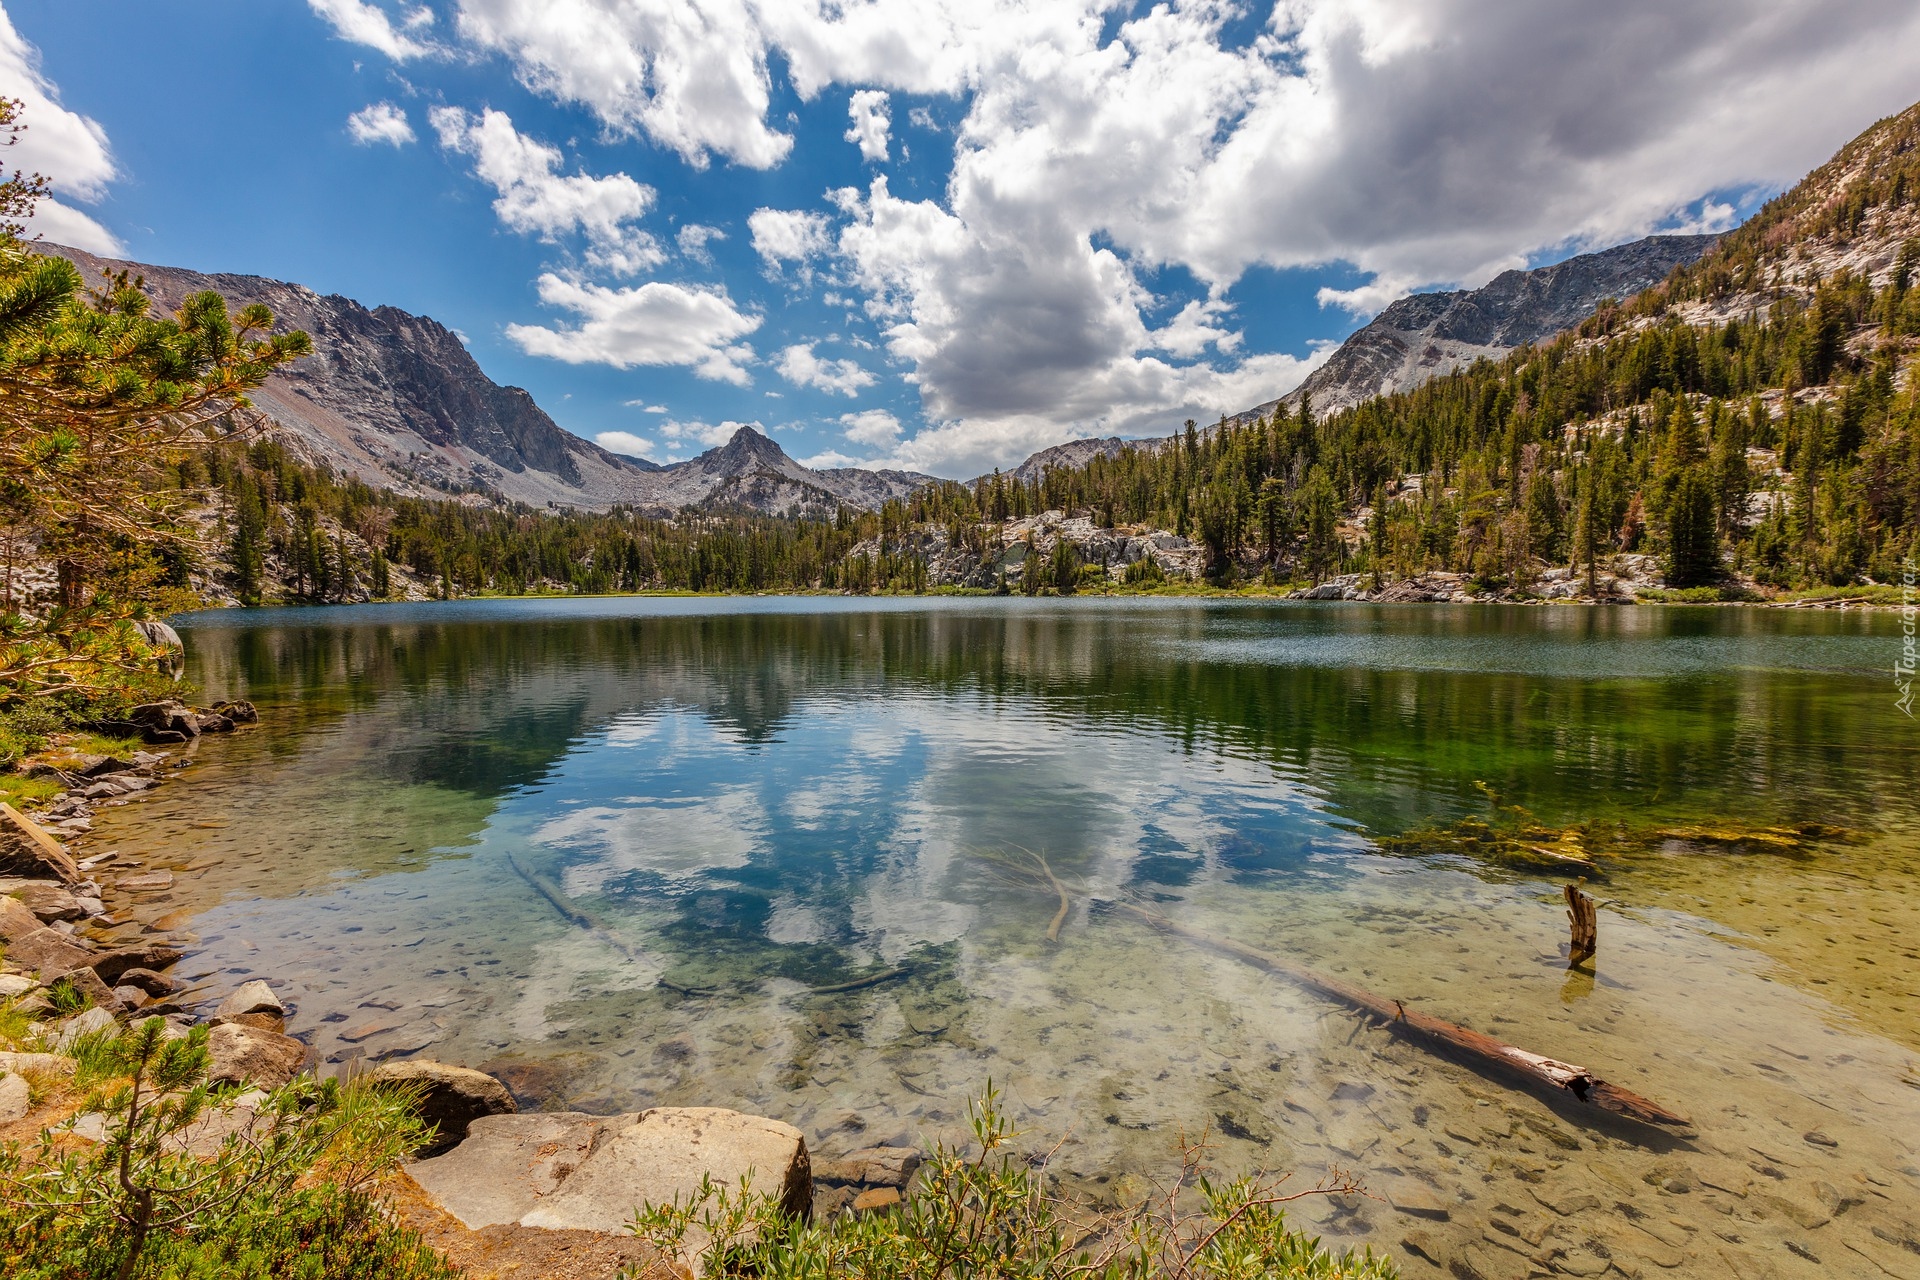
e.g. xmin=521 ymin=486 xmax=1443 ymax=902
xmin=39 ymin=245 xmax=932 ymax=516
xmin=1237 ymin=233 xmax=1720 ymax=420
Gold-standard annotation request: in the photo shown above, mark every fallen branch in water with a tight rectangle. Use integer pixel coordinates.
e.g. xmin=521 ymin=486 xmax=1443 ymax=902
xmin=796 ymin=965 xmax=915 ymax=995
xmin=976 ymin=846 xmax=1075 ymax=943
xmin=507 ymin=852 xmax=901 ymax=1001
xmin=1112 ymin=900 xmax=1692 ymax=1134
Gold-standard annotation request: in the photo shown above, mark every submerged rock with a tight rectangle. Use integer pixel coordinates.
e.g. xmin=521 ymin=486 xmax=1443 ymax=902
xmin=370 ymin=1059 xmax=516 ymax=1154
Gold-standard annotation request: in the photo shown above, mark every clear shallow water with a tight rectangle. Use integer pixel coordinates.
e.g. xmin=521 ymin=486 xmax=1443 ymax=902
xmin=99 ymin=599 xmax=1920 ymax=1277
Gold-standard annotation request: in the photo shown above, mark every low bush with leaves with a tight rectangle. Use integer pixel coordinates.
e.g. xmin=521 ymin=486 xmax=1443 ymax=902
xmin=626 ymin=1087 xmax=1398 ymax=1280
xmin=0 ymin=1018 xmax=455 ymax=1280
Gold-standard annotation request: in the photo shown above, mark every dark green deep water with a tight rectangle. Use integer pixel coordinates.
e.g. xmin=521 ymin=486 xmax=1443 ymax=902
xmin=106 ymin=598 xmax=1918 ymax=1275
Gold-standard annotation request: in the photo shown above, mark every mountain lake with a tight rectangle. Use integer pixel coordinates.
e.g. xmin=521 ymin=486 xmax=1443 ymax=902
xmin=92 ymin=597 xmax=1920 ymax=1278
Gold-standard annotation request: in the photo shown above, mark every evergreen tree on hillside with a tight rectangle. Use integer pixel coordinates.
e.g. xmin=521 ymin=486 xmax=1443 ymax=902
xmin=1665 ymin=467 xmax=1720 ymax=587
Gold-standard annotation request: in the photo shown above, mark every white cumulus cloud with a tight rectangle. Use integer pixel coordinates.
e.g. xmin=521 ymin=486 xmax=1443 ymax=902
xmin=799 ymin=449 xmax=863 ymax=470
xmin=432 ymin=105 xmax=663 ymax=273
xmin=440 ymin=0 xmax=1920 ymax=478
xmin=676 ymin=222 xmax=725 ymax=263
xmin=454 ymin=0 xmax=790 ymax=169
xmin=0 ymin=7 xmax=120 ymax=253
xmin=347 ymin=101 xmax=416 ymax=146
xmin=845 ymin=88 xmax=890 ymax=161
xmin=747 ymin=206 xmax=833 ymax=274
xmin=840 ymin=409 xmax=902 ymax=447
xmin=506 ymin=273 xmax=761 ymax=384
xmin=595 ymin=430 xmax=656 ymax=458
xmin=776 ymin=342 xmax=873 ymax=396
xmin=662 ymin=419 xmax=753 ymax=449
xmin=308 ymin=0 xmax=436 ymax=60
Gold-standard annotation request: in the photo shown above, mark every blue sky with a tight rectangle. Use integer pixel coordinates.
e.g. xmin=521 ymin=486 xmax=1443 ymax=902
xmin=4 ymin=2 xmax=1917 ymax=478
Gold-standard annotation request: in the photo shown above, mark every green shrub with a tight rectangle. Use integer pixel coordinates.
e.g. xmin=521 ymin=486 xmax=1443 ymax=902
xmin=0 ymin=703 xmax=64 ymax=768
xmin=0 ymin=1018 xmax=452 ymax=1280
xmin=1637 ymin=585 xmax=1730 ymax=603
xmin=626 ymin=1088 xmax=1398 ymax=1280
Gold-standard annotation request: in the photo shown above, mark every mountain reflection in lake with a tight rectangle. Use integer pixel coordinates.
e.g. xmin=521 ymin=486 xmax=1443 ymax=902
xmin=106 ymin=598 xmax=1918 ymax=1278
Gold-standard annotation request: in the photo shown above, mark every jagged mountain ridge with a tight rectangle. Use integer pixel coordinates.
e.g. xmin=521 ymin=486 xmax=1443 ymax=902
xmin=627 ymin=425 xmax=933 ymax=517
xmin=38 ymin=245 xmax=932 ymax=515
xmin=1239 ymin=233 xmax=1721 ymax=421
xmin=41 ymin=243 xmax=664 ymax=508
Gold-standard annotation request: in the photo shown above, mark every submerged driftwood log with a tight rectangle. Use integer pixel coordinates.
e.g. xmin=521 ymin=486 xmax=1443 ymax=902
xmin=1114 ymin=901 xmax=1691 ymax=1133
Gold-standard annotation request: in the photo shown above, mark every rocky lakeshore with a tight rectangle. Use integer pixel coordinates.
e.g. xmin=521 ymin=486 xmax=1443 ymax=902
xmin=0 ymin=705 xmax=949 ymax=1277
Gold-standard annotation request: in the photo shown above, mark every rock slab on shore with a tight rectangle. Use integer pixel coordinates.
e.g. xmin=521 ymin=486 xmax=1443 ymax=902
xmin=522 ymin=1108 xmax=812 ymax=1232
xmin=412 ymin=1106 xmax=813 ymax=1248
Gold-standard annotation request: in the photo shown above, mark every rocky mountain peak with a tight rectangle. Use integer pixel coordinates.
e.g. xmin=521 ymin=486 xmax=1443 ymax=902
xmin=710 ymin=425 xmax=790 ymax=468
xmin=1226 ymin=232 xmax=1719 ymax=423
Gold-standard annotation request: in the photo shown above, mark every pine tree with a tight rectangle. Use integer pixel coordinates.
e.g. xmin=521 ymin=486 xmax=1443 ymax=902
xmin=1665 ymin=466 xmax=1720 ymax=587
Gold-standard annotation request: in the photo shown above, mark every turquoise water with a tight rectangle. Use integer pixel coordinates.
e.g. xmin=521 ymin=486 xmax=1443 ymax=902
xmin=99 ymin=598 xmax=1919 ymax=1276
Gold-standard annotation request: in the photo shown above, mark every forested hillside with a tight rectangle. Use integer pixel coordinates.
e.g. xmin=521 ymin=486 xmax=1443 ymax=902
xmin=963 ymin=101 xmax=1920 ymax=597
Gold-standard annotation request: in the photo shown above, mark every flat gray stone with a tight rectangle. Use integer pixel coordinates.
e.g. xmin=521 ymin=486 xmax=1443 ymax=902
xmin=0 ymin=1071 xmax=28 ymax=1123
xmin=52 ymin=1006 xmax=117 ymax=1049
xmin=0 ymin=1051 xmax=74 ymax=1078
xmin=407 ymin=1111 xmax=633 ymax=1229
xmin=521 ymin=1107 xmax=812 ymax=1235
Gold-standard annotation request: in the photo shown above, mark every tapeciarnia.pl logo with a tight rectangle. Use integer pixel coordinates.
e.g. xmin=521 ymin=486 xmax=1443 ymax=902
xmin=1899 ymin=559 xmax=1916 ymax=718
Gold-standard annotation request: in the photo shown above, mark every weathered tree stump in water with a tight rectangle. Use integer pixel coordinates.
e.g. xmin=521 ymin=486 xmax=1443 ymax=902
xmin=1565 ymin=884 xmax=1597 ymax=965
